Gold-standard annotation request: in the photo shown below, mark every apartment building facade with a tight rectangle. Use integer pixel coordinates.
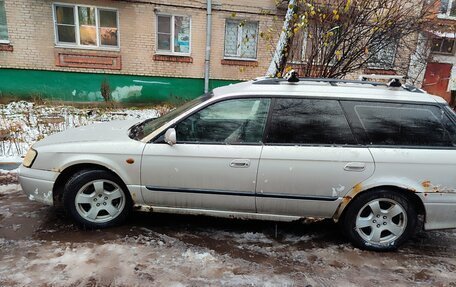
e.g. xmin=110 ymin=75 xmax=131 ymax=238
xmin=409 ymin=0 xmax=456 ymax=104
xmin=0 ymin=0 xmax=453 ymax=103
xmin=0 ymin=0 xmax=279 ymax=102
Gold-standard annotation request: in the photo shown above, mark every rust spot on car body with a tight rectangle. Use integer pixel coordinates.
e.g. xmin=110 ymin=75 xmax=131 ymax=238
xmin=420 ymin=181 xmax=456 ymax=194
xmin=352 ymin=183 xmax=362 ymax=194
xmin=126 ymin=158 xmax=135 ymax=164
xmin=333 ymin=183 xmax=363 ymax=220
xmin=422 ymin=180 xmax=431 ymax=188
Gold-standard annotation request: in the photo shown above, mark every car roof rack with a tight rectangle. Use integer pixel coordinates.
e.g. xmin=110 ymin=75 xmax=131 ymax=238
xmin=253 ymin=77 xmax=386 ymax=87
xmin=253 ymin=73 xmax=424 ymax=93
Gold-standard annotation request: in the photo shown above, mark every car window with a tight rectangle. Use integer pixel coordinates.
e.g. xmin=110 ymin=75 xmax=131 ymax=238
xmin=175 ymin=98 xmax=271 ymax=144
xmin=265 ymin=98 xmax=356 ymax=145
xmin=442 ymin=107 xmax=456 ymax=145
xmin=353 ymin=103 xmax=454 ymax=147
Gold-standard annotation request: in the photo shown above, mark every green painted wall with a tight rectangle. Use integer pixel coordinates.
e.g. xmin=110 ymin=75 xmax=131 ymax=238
xmin=0 ymin=68 xmax=239 ymax=103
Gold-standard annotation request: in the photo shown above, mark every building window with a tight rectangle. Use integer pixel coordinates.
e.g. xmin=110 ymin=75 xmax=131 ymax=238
xmin=368 ymin=40 xmax=398 ymax=69
xmin=0 ymin=0 xmax=8 ymax=42
xmin=224 ymin=20 xmax=259 ymax=60
xmin=440 ymin=0 xmax=456 ymax=18
xmin=53 ymin=4 xmax=119 ymax=48
xmin=431 ymin=37 xmax=455 ymax=55
xmin=289 ymin=29 xmax=309 ymax=63
xmin=156 ymin=15 xmax=191 ymax=55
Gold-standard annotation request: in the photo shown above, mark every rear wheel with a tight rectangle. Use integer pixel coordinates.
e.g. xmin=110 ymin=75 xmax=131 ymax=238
xmin=340 ymin=190 xmax=417 ymax=251
xmin=63 ymin=169 xmax=131 ymax=229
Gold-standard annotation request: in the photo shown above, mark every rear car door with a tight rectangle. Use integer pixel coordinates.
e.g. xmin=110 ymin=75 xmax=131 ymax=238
xmin=256 ymin=98 xmax=375 ymax=217
xmin=141 ymin=97 xmax=270 ymax=213
xmin=342 ymin=101 xmax=456 ymax=230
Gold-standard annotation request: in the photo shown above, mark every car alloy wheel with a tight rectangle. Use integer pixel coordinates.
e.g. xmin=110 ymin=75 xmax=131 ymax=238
xmin=355 ymin=198 xmax=407 ymax=246
xmin=74 ymin=179 xmax=126 ymax=224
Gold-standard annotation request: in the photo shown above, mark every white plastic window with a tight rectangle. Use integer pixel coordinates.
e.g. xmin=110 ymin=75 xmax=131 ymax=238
xmin=54 ymin=4 xmax=119 ymax=48
xmin=156 ymin=15 xmax=191 ymax=54
xmin=440 ymin=0 xmax=456 ymax=18
xmin=224 ymin=20 xmax=258 ymax=60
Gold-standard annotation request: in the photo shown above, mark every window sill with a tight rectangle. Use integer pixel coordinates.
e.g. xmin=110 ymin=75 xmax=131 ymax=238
xmin=437 ymin=14 xmax=456 ymax=20
xmin=431 ymin=51 xmax=455 ymax=56
xmin=153 ymin=54 xmax=193 ymax=63
xmin=363 ymin=68 xmax=397 ymax=75
xmin=221 ymin=59 xmax=258 ymax=67
xmin=0 ymin=43 xmax=13 ymax=52
xmin=55 ymin=44 xmax=120 ymax=52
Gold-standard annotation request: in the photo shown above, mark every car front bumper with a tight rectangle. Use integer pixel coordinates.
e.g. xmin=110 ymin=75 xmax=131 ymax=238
xmin=18 ymin=165 xmax=59 ymax=206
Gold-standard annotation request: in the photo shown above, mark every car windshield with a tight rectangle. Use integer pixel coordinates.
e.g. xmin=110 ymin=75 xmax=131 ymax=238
xmin=129 ymin=93 xmax=213 ymax=140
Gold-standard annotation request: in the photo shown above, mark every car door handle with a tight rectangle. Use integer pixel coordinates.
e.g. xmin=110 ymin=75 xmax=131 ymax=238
xmin=344 ymin=162 xmax=366 ymax=172
xmin=230 ymin=159 xmax=250 ymax=168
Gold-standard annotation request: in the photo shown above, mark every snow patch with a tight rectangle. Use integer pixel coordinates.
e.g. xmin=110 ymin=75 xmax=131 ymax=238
xmin=0 ymin=101 xmax=161 ymax=157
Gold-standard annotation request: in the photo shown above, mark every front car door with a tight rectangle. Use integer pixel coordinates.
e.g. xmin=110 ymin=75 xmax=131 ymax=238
xmin=256 ymin=98 xmax=375 ymax=217
xmin=140 ymin=97 xmax=270 ymax=213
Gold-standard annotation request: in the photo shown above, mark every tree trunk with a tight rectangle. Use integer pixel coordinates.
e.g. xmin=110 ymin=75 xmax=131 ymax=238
xmin=266 ymin=0 xmax=297 ymax=77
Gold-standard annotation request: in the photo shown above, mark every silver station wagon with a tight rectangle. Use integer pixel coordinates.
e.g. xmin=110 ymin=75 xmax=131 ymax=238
xmin=19 ymin=77 xmax=456 ymax=251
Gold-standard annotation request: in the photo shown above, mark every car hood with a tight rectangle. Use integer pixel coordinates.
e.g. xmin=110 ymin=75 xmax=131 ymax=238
xmin=33 ymin=119 xmax=141 ymax=148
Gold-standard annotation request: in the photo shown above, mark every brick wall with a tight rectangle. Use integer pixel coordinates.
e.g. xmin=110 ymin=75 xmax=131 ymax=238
xmin=0 ymin=0 xmax=280 ymax=81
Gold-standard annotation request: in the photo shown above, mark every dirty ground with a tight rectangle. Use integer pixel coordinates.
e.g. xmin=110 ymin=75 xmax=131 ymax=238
xmin=1 ymin=182 xmax=456 ymax=287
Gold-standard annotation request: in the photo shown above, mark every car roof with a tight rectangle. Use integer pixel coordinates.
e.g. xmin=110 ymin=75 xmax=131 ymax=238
xmin=213 ymin=78 xmax=445 ymax=104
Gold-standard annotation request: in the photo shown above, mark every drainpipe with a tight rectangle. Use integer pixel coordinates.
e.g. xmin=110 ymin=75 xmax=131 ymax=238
xmin=204 ymin=0 xmax=212 ymax=93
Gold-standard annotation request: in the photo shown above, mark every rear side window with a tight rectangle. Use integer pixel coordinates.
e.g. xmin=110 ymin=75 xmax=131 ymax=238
xmin=265 ymin=98 xmax=356 ymax=145
xmin=353 ymin=102 xmax=454 ymax=147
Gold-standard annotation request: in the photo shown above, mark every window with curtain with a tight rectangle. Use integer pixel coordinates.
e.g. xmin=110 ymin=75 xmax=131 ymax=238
xmin=54 ymin=4 xmax=119 ymax=48
xmin=156 ymin=15 xmax=191 ymax=54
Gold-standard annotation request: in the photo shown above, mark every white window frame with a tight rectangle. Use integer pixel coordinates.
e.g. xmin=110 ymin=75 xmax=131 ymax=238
xmin=155 ymin=14 xmax=192 ymax=56
xmin=438 ymin=0 xmax=456 ymax=19
xmin=52 ymin=3 xmax=120 ymax=50
xmin=223 ymin=19 xmax=259 ymax=61
xmin=0 ymin=0 xmax=9 ymax=44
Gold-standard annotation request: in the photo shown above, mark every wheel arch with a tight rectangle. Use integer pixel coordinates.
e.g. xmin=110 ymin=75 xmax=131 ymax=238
xmin=334 ymin=184 xmax=426 ymax=227
xmin=53 ymin=163 xmax=129 ymax=207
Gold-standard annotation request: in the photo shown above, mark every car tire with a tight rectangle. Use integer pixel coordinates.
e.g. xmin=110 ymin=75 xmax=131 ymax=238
xmin=63 ymin=169 xmax=132 ymax=229
xmin=340 ymin=189 xmax=417 ymax=251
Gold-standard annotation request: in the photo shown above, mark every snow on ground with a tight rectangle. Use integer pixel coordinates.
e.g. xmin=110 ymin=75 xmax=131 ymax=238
xmin=0 ymin=101 xmax=162 ymax=158
xmin=1 ymin=101 xmax=456 ymax=286
xmin=1 ymin=184 xmax=456 ymax=286
xmin=0 ymin=169 xmax=18 ymax=186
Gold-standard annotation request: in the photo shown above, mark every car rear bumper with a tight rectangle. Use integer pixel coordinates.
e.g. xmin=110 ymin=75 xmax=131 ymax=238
xmin=420 ymin=193 xmax=456 ymax=230
xmin=18 ymin=165 xmax=59 ymax=206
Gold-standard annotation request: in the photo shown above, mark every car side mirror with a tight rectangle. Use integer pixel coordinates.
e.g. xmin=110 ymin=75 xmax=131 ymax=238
xmin=164 ymin=128 xmax=177 ymax=146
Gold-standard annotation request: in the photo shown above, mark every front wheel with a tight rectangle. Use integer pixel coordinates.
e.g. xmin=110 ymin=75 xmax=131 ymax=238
xmin=340 ymin=190 xmax=417 ymax=251
xmin=63 ymin=169 xmax=132 ymax=229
